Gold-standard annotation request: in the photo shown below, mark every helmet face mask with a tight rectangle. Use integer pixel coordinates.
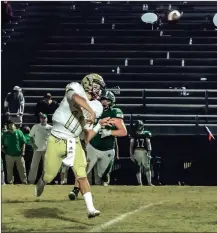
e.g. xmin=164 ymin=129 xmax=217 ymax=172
xmin=135 ymin=120 xmax=144 ymax=133
xmin=81 ymin=73 xmax=105 ymax=100
xmin=100 ymin=91 xmax=115 ymax=110
xmin=101 ymin=98 xmax=112 ymax=110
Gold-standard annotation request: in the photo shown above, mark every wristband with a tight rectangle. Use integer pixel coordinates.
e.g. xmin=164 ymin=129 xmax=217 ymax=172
xmin=93 ymin=123 xmax=102 ymax=133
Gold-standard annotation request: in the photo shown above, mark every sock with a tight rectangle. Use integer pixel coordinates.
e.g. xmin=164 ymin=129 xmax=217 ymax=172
xmin=136 ymin=172 xmax=142 ymax=185
xmin=146 ymin=171 xmax=152 ymax=185
xmin=83 ymin=192 xmax=95 ymax=213
xmin=64 ymin=178 xmax=67 ymax=184
xmin=73 ymin=187 xmax=80 ymax=195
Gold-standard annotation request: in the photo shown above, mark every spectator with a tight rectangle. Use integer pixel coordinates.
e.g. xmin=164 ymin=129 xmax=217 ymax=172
xmin=28 ymin=113 xmax=52 ymax=184
xmin=1 ymin=1 xmax=13 ymax=26
xmin=4 ymin=86 xmax=25 ymax=127
xmin=35 ymin=93 xmax=59 ymax=123
xmin=22 ymin=126 xmax=33 ymax=176
xmin=1 ymin=120 xmax=27 ymax=184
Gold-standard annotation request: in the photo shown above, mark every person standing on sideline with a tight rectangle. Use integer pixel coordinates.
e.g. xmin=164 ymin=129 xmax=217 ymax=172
xmin=28 ymin=113 xmax=52 ymax=184
xmin=1 ymin=120 xmax=27 ymax=184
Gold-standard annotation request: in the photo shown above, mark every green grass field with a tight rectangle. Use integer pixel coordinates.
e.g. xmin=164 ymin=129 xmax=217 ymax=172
xmin=2 ymin=185 xmax=217 ymax=232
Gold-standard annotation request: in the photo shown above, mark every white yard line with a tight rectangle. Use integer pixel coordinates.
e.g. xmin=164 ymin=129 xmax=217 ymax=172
xmin=89 ymin=201 xmax=167 ymax=232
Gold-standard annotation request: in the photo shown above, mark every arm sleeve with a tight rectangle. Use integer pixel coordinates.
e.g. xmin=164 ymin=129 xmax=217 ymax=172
xmin=144 ymin=131 xmax=152 ymax=138
xmin=19 ymin=131 xmax=26 ymax=144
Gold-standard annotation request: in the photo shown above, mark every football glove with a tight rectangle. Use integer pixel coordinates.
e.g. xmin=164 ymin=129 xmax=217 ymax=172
xmin=101 ymin=129 xmax=112 ymax=138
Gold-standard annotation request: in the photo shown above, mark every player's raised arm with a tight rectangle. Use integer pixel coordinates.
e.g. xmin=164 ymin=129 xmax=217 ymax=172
xmin=67 ymin=89 xmax=96 ymax=124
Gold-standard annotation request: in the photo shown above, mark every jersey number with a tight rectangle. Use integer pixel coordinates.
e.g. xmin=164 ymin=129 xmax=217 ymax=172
xmin=65 ymin=111 xmax=84 ymax=133
xmin=136 ymin=138 xmax=145 ymax=148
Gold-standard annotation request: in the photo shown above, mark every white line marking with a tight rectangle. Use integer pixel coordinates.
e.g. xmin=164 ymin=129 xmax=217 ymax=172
xmin=89 ymin=201 xmax=166 ymax=232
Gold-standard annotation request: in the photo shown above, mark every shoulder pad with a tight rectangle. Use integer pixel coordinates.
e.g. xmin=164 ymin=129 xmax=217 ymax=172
xmin=143 ymin=131 xmax=152 ymax=137
xmin=66 ymin=82 xmax=86 ymax=99
xmin=112 ymin=108 xmax=124 ymax=119
xmin=89 ymin=100 xmax=103 ymax=119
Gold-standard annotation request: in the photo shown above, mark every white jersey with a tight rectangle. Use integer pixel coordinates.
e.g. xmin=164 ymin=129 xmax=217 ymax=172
xmin=51 ymin=82 xmax=103 ymax=139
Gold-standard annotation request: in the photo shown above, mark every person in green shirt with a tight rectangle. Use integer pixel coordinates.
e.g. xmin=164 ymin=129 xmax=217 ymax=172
xmin=1 ymin=120 xmax=27 ymax=184
xmin=1 ymin=124 xmax=7 ymax=185
xmin=69 ymin=90 xmax=127 ymax=200
xmin=129 ymin=120 xmax=153 ymax=186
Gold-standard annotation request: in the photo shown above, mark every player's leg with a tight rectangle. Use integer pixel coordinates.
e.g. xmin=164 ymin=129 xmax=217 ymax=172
xmin=93 ymin=164 xmax=101 ymax=185
xmin=101 ymin=157 xmax=114 ymax=186
xmin=134 ymin=149 xmax=143 ymax=185
xmin=60 ymin=164 xmax=69 ymax=185
xmin=35 ymin=135 xmax=66 ymax=197
xmin=72 ymin=140 xmax=100 ymax=218
xmin=86 ymin=144 xmax=99 ymax=175
xmin=97 ymin=149 xmax=115 ymax=184
xmin=143 ymin=150 xmax=153 ymax=186
xmin=69 ymin=143 xmax=98 ymax=200
xmin=28 ymin=151 xmax=42 ymax=184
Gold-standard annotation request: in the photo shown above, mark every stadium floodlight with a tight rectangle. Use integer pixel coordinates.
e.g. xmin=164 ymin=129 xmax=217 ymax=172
xmin=213 ymin=13 xmax=217 ymax=27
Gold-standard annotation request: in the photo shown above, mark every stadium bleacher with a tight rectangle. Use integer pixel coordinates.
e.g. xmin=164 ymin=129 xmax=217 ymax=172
xmin=2 ymin=1 xmax=217 ymax=185
xmin=15 ymin=1 xmax=217 ymax=136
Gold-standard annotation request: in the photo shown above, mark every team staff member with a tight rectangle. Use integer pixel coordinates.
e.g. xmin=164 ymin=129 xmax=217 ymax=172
xmin=28 ymin=113 xmax=52 ymax=184
xmin=1 ymin=120 xmax=27 ymax=184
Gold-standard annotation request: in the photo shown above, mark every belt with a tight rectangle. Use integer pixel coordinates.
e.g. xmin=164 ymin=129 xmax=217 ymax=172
xmin=51 ymin=133 xmax=79 ymax=144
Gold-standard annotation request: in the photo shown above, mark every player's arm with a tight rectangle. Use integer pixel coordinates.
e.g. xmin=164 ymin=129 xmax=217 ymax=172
xmin=129 ymin=137 xmax=135 ymax=159
xmin=146 ymin=138 xmax=152 ymax=152
xmin=115 ymin=137 xmax=119 ymax=160
xmin=101 ymin=109 xmax=127 ymax=138
xmin=83 ymin=117 xmax=111 ymax=144
xmin=145 ymin=131 xmax=152 ymax=156
xmin=67 ymin=90 xmax=96 ymax=124
xmin=110 ymin=118 xmax=127 ymax=137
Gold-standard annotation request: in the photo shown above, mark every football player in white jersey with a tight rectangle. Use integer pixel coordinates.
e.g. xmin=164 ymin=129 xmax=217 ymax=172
xmin=35 ymin=73 xmax=111 ymax=218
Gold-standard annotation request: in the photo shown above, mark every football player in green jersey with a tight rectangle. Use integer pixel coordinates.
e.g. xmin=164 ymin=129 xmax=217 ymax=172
xmin=68 ymin=90 xmax=127 ymax=200
xmin=129 ymin=120 xmax=153 ymax=186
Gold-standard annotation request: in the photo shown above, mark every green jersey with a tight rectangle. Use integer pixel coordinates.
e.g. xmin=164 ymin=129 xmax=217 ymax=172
xmin=24 ymin=133 xmax=33 ymax=152
xmin=131 ymin=130 xmax=152 ymax=151
xmin=90 ymin=107 xmax=124 ymax=151
xmin=2 ymin=130 xmax=26 ymax=156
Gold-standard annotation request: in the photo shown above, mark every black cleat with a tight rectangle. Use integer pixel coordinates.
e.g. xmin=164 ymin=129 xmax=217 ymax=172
xmin=68 ymin=191 xmax=78 ymax=201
